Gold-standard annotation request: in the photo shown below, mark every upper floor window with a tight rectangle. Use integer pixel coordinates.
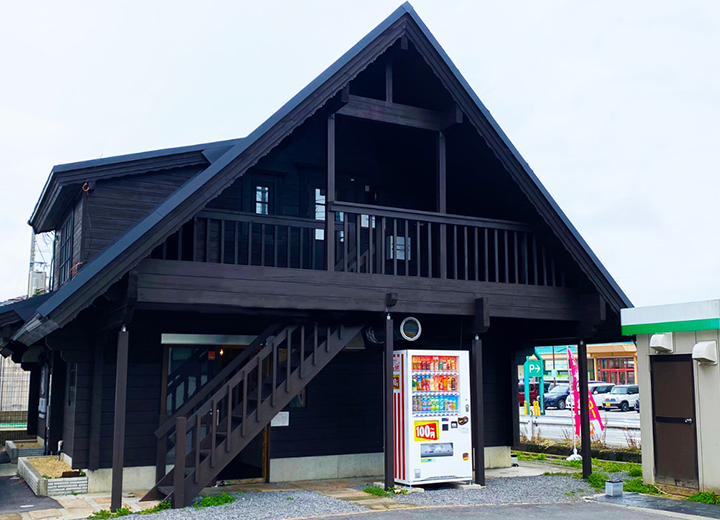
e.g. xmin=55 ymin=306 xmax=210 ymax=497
xmin=255 ymin=185 xmax=270 ymax=215
xmin=56 ymin=213 xmax=74 ymax=285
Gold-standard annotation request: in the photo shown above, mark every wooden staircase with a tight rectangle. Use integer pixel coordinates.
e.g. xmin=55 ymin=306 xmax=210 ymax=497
xmin=142 ymin=322 xmax=363 ymax=508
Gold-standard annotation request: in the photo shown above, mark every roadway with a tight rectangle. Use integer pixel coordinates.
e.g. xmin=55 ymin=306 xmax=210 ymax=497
xmin=519 ymin=407 xmax=640 ymax=447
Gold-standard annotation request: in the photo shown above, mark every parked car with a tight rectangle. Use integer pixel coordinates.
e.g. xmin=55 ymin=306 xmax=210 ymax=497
xmin=603 ymin=384 xmax=639 ymax=412
xmin=567 ymin=382 xmax=614 ymax=410
xmin=518 ymin=380 xmax=568 ymax=406
xmin=543 ymin=383 xmax=571 ymax=410
xmin=634 ymin=394 xmax=640 ymax=412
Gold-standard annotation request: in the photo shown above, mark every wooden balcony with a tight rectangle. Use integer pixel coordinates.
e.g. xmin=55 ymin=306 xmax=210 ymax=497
xmin=143 ymin=204 xmax=578 ymax=321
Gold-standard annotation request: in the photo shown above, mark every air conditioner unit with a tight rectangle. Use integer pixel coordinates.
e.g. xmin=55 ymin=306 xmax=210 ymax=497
xmin=692 ymin=341 xmax=718 ymax=365
xmin=649 ymin=333 xmax=673 ymax=353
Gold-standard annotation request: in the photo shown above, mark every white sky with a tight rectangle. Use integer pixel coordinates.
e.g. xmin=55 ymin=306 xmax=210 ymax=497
xmin=1 ymin=1 xmax=719 ymax=308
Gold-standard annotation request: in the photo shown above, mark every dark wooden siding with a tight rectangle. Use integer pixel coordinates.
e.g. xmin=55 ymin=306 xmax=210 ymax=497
xmin=270 ymin=348 xmax=384 ymax=458
xmin=82 ymin=166 xmax=202 ymax=263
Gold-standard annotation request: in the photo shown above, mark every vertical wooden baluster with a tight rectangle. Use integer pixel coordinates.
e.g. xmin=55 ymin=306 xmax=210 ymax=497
xmin=226 ymin=383 xmax=232 ymax=453
xmin=453 ymin=226 xmax=458 ymax=280
xmin=532 ymin=235 xmax=538 ymax=285
xmin=220 ymin=220 xmax=226 ymax=264
xmin=551 ymin=258 xmax=556 ymax=286
xmin=474 ymin=228 xmax=479 ymax=281
xmin=542 ymin=247 xmax=547 ymax=286
xmin=273 ymin=225 xmax=278 ymax=268
xmin=440 ymin=223 xmax=447 ymax=279
xmin=416 ymin=221 xmax=421 ymax=277
xmin=286 ymin=226 xmax=291 ymax=268
xmin=234 ymin=222 xmax=239 ymax=265
xmin=300 ymin=228 xmax=304 ymax=269
xmin=211 ymin=398 xmax=216 ymax=468
xmin=514 ymin=231 xmax=519 ymax=283
xmin=261 ymin=224 xmax=266 ymax=267
xmin=343 ymin=214 xmax=349 ymax=272
xmin=464 ymin=227 xmax=469 ymax=281
xmin=256 ymin=355 xmax=262 ymax=422
xmin=326 ymin=326 xmax=332 ymax=352
xmin=173 ymin=417 xmax=186 ymax=509
xmin=194 ymin=415 xmax=200 ymax=483
xmin=272 ymin=341 xmax=278 ymax=406
xmin=205 ymin=219 xmax=211 ymax=262
xmin=178 ymin=225 xmax=183 ymax=261
xmin=523 ymin=233 xmax=529 ymax=284
xmin=248 ymin=222 xmax=253 ymax=266
xmin=381 ymin=217 xmax=386 ymax=275
xmin=241 ymin=372 xmax=247 ymax=436
xmin=162 ymin=240 xmax=167 ymax=260
xmin=192 ymin=216 xmax=198 ymax=262
xmin=356 ymin=214 xmax=361 ymax=273
xmin=369 ymin=216 xmax=375 ymax=274
xmin=300 ymin=326 xmax=305 ymax=379
xmin=286 ymin=331 xmax=292 ymax=392
xmin=403 ymin=219 xmax=408 ymax=276
xmin=313 ymin=324 xmax=318 ymax=366
xmin=311 ymin=224 xmax=316 ymax=270
xmin=484 ymin=228 xmax=489 ymax=282
xmin=504 ymin=230 xmax=509 ymax=283
xmin=392 ymin=218 xmax=398 ymax=275
xmin=494 ymin=229 xmax=499 ymax=282
xmin=428 ymin=222 xmax=433 ymax=278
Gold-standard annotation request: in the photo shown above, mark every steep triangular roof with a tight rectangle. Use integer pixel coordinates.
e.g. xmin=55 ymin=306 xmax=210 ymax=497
xmin=14 ymin=2 xmax=631 ymax=346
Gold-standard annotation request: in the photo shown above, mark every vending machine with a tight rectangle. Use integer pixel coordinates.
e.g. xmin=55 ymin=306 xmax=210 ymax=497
xmin=393 ymin=349 xmax=473 ymax=485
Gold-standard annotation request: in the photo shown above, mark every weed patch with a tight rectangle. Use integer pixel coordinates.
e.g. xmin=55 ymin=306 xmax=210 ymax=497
xmin=194 ymin=493 xmax=236 ymax=508
xmin=137 ymin=500 xmax=171 ymax=515
xmin=586 ymin=472 xmax=609 ymax=490
xmin=686 ymin=492 xmax=720 ymax=505
xmin=623 ymin=478 xmax=660 ymax=495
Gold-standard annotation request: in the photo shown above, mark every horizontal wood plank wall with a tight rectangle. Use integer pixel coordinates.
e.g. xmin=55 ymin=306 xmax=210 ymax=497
xmin=270 ymin=348 xmax=384 ymax=458
xmin=136 ymin=260 xmax=581 ymax=321
xmin=82 ymin=166 xmax=203 ymax=264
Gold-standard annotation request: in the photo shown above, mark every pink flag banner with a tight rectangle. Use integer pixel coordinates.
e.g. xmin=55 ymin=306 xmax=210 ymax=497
xmin=567 ymin=347 xmax=581 ymax=436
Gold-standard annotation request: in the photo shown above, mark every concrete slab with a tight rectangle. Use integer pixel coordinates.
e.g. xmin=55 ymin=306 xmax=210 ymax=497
xmin=54 ymin=500 xmax=88 ymax=510
xmin=0 ymin=514 xmax=22 ymax=520
xmin=593 ymin=493 xmax=720 ymax=519
xmin=0 ymin=476 xmax=61 ymax=515
xmin=486 ymin=460 xmax=579 ymax=478
xmin=27 ymin=509 xmax=63 ymax=520
xmin=0 ymin=464 xmax=17 ymax=477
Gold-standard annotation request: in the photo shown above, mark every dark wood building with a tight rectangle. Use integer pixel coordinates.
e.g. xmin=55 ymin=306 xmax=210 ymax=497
xmin=0 ymin=2 xmax=630 ymax=508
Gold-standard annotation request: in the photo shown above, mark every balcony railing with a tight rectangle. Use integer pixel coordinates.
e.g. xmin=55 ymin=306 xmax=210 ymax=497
xmin=150 ymin=204 xmax=566 ymax=287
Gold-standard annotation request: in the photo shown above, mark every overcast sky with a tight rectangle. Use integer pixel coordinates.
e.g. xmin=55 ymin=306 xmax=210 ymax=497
xmin=1 ymin=1 xmax=719 ymax=307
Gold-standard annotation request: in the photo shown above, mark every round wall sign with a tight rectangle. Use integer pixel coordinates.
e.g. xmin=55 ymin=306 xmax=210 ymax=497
xmin=400 ymin=317 xmax=422 ymax=341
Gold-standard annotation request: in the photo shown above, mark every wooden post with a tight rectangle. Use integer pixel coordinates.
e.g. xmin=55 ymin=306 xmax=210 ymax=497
xmin=89 ymin=340 xmax=104 ymax=471
xmin=437 ymin=132 xmax=447 ymax=278
xmin=383 ymin=314 xmax=395 ymax=490
xmin=111 ymin=326 xmax=129 ymax=512
xmin=173 ymin=416 xmax=187 ymax=509
xmin=326 ymin=114 xmax=336 ymax=271
xmin=471 ymin=335 xmax=485 ymax=485
xmin=26 ymin=365 xmax=41 ymax=437
xmin=577 ymin=339 xmax=592 ymax=478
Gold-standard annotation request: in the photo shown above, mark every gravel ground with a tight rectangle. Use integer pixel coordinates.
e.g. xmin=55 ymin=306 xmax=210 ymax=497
xmin=393 ymin=475 xmax=595 ymax=506
xmin=120 ymin=490 xmax=368 ymax=520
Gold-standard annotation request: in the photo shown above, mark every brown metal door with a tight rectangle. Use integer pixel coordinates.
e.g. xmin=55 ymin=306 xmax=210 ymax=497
xmin=651 ymin=355 xmax=698 ymax=489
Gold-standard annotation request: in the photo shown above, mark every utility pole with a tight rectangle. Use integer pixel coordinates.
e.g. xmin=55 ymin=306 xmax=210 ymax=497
xmin=27 ymin=230 xmax=36 ymax=297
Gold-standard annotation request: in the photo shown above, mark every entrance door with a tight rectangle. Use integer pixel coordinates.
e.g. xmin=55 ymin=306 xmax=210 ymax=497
xmin=651 ymin=355 xmax=698 ymax=489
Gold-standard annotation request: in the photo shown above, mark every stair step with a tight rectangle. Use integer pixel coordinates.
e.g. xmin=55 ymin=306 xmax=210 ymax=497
xmin=199 ymin=449 xmax=212 ymax=458
xmin=158 ymin=486 xmax=173 ymax=497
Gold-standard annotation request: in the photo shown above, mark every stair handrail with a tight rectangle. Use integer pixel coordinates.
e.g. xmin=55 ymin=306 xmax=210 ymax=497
xmin=155 ymin=323 xmax=283 ymax=438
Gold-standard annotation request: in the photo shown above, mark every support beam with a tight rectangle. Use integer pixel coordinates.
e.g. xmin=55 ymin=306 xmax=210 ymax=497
xmin=337 ymin=95 xmax=461 ymax=132
xmin=111 ymin=326 xmax=129 ymax=512
xmin=471 ymin=335 xmax=485 ymax=485
xmin=88 ymin=339 xmax=104 ymax=471
xmin=383 ymin=314 xmax=395 ymax=489
xmin=577 ymin=339 xmax=592 ymax=478
xmin=326 ymin=114 xmax=336 ymax=272
xmin=26 ymin=364 xmax=41 ymax=437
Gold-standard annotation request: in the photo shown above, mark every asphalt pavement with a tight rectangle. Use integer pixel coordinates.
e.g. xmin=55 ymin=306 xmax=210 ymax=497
xmin=314 ymin=501 xmax=681 ymax=520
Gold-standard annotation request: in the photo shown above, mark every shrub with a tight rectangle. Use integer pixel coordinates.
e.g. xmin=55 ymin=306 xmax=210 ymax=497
xmin=586 ymin=472 xmax=609 ymax=490
xmin=626 ymin=465 xmax=643 ymax=477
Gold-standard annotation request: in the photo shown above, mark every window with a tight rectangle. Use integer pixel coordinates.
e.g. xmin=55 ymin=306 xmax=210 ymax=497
xmin=56 ymin=213 xmax=73 ymax=286
xmin=314 ymin=188 xmax=326 ymax=239
xmin=255 ymin=185 xmax=270 ymax=215
xmin=386 ymin=235 xmax=411 ymax=260
xmin=597 ymin=357 xmax=635 ymax=384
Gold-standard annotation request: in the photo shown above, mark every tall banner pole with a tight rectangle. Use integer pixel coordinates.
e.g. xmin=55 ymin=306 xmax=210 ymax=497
xmin=566 ymin=346 xmax=581 ymax=461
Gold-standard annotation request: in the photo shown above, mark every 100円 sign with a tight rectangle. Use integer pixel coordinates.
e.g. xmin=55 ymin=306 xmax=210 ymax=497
xmin=414 ymin=420 xmax=439 ymax=441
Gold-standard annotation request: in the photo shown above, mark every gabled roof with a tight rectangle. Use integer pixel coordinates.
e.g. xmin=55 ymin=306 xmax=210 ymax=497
xmin=30 ymin=137 xmax=244 ymax=233
xmin=13 ymin=2 xmax=631 ymax=346
xmin=0 ymin=292 xmax=53 ymax=356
